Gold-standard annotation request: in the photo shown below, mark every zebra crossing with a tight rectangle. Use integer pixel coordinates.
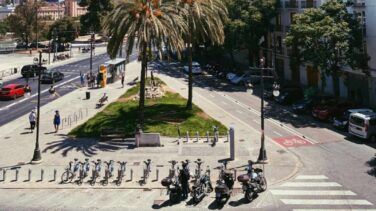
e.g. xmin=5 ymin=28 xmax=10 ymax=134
xmin=270 ymin=175 xmax=376 ymax=211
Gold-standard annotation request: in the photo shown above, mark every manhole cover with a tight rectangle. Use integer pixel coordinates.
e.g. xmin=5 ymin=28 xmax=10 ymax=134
xmin=133 ymin=162 xmax=140 ymax=166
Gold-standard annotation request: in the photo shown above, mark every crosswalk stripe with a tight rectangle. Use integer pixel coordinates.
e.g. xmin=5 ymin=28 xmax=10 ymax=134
xmin=293 ymin=209 xmax=376 ymax=211
xmin=281 ymin=182 xmax=342 ymax=187
xmin=281 ymin=199 xmax=373 ymax=205
xmin=296 ymin=175 xmax=328 ymax=180
xmin=270 ymin=190 xmax=356 ymax=196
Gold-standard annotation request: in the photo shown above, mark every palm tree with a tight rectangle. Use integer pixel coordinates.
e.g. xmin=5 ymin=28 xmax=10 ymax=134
xmin=178 ymin=0 xmax=228 ymax=110
xmin=104 ymin=0 xmax=187 ymax=128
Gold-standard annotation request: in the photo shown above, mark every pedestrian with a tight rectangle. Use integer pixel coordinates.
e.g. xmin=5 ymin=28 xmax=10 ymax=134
xmin=24 ymin=84 xmax=31 ymax=97
xmin=121 ymin=72 xmax=125 ymax=88
xmin=53 ymin=110 xmax=61 ymax=133
xmin=80 ymin=72 xmax=85 ymax=87
xmin=49 ymin=85 xmax=59 ymax=97
xmin=29 ymin=109 xmax=36 ymax=133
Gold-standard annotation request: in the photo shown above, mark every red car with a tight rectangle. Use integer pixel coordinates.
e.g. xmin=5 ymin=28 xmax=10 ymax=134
xmin=312 ymin=100 xmax=356 ymax=121
xmin=0 ymin=84 xmax=25 ymax=100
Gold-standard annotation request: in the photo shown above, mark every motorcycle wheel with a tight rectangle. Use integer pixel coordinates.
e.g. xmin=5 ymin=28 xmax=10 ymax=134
xmin=245 ymin=189 xmax=254 ymax=202
xmin=259 ymin=177 xmax=267 ymax=192
xmin=169 ymin=192 xmax=180 ymax=204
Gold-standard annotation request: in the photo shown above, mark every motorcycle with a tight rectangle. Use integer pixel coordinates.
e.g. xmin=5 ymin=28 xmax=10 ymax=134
xmin=179 ymin=160 xmax=191 ymax=199
xmin=215 ymin=160 xmax=234 ymax=204
xmin=191 ymin=159 xmax=213 ymax=203
xmin=237 ymin=160 xmax=267 ymax=202
xmin=161 ymin=160 xmax=182 ymax=204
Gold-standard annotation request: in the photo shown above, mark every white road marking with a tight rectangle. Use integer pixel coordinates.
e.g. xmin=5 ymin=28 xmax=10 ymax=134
xmin=281 ymin=182 xmax=342 ymax=187
xmin=273 ymin=131 xmax=283 ymax=136
xmin=281 ymin=199 xmax=372 ymax=205
xmin=295 ymin=175 xmax=328 ymax=180
xmin=270 ymin=190 xmax=356 ymax=196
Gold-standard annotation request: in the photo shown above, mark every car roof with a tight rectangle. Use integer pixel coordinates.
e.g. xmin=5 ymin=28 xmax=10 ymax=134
xmin=2 ymin=84 xmax=22 ymax=88
xmin=192 ymin=61 xmax=200 ymax=66
xmin=347 ymin=108 xmax=373 ymax=113
xmin=351 ymin=111 xmax=376 ymax=119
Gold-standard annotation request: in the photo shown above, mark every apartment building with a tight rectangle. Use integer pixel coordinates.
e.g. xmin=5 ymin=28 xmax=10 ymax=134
xmin=0 ymin=4 xmax=15 ymax=20
xmin=272 ymin=0 xmax=375 ymax=107
xmin=38 ymin=3 xmax=64 ymax=21
xmin=64 ymin=0 xmax=87 ymax=17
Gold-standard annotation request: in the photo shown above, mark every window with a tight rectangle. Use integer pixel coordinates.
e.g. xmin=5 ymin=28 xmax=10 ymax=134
xmin=350 ymin=116 xmax=365 ymax=127
xmin=290 ymin=12 xmax=296 ymax=24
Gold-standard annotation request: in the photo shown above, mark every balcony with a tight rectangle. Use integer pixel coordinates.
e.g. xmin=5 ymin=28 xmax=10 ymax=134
xmin=284 ymin=0 xmax=298 ymax=9
xmin=301 ymin=1 xmax=317 ymax=8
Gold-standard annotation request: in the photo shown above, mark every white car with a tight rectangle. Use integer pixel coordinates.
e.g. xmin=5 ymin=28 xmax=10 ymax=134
xmin=183 ymin=61 xmax=202 ymax=74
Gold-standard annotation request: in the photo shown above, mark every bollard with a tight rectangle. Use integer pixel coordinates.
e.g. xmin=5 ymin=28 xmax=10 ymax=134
xmin=15 ymin=169 xmax=19 ymax=181
xmin=86 ymin=107 xmax=88 ymax=117
xmin=156 ymin=169 xmax=159 ymax=181
xmin=130 ymin=169 xmax=133 ymax=181
xmin=229 ymin=127 xmax=235 ymax=160
xmin=215 ymin=130 xmax=219 ymax=143
xmin=206 ymin=131 xmax=209 ymax=142
xmin=177 ymin=126 xmax=181 ymax=139
xmin=2 ymin=169 xmax=6 ymax=181
xmin=178 ymin=138 xmax=182 ymax=155
xmin=186 ymin=131 xmax=189 ymax=142
xmin=53 ymin=169 xmax=57 ymax=181
xmin=41 ymin=169 xmax=44 ymax=181
xmin=196 ymin=131 xmax=199 ymax=142
xmin=234 ymin=169 xmax=237 ymax=179
xmin=28 ymin=169 xmax=31 ymax=181
xmin=226 ymin=131 xmax=229 ymax=142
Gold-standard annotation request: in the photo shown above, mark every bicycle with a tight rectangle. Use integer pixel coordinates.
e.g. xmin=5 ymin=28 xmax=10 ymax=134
xmin=90 ymin=159 xmax=102 ymax=186
xmin=143 ymin=159 xmax=152 ymax=184
xmin=102 ymin=160 xmax=115 ymax=186
xmin=77 ymin=158 xmax=90 ymax=185
xmin=61 ymin=158 xmax=80 ymax=184
xmin=116 ymin=161 xmax=127 ymax=186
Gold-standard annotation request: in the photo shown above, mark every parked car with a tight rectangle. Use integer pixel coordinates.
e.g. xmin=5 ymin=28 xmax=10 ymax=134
xmin=0 ymin=84 xmax=25 ymax=100
xmin=21 ymin=65 xmax=47 ymax=78
xmin=41 ymin=70 xmax=64 ymax=84
xmin=292 ymin=95 xmax=334 ymax=114
xmin=183 ymin=61 xmax=202 ymax=74
xmin=312 ymin=100 xmax=357 ymax=122
xmin=333 ymin=108 xmax=373 ymax=130
xmin=349 ymin=111 xmax=376 ymax=141
xmin=274 ymin=87 xmax=303 ymax=105
xmin=16 ymin=42 xmax=28 ymax=49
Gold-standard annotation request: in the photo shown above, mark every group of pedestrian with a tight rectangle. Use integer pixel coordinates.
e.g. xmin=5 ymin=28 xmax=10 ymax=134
xmin=87 ymin=72 xmax=97 ymax=88
xmin=28 ymin=109 xmax=60 ymax=133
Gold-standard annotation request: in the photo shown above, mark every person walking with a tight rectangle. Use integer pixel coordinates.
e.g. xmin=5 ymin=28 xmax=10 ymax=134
xmin=29 ymin=109 xmax=36 ymax=133
xmin=121 ymin=72 xmax=125 ymax=88
xmin=80 ymin=72 xmax=85 ymax=87
xmin=24 ymin=84 xmax=32 ymax=97
xmin=53 ymin=110 xmax=61 ymax=133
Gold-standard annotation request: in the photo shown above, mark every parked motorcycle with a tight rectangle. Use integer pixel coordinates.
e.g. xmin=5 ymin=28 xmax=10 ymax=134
xmin=179 ymin=160 xmax=191 ymax=199
xmin=191 ymin=159 xmax=213 ymax=203
xmin=237 ymin=160 xmax=267 ymax=202
xmin=161 ymin=160 xmax=182 ymax=204
xmin=215 ymin=160 xmax=234 ymax=204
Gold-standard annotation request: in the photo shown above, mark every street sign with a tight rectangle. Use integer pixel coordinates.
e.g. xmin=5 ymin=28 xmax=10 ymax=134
xmin=273 ymin=136 xmax=312 ymax=148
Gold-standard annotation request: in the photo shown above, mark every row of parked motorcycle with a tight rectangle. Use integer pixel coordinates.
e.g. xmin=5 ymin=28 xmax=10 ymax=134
xmin=161 ymin=159 xmax=267 ymax=204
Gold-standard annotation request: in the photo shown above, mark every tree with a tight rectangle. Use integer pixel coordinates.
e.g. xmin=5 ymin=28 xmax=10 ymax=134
xmin=0 ymin=21 xmax=10 ymax=35
xmin=177 ymin=0 xmax=228 ymax=110
xmin=285 ymin=0 xmax=368 ymax=96
xmin=104 ymin=0 xmax=187 ymax=128
xmin=79 ymin=0 xmax=114 ymax=34
xmin=48 ymin=17 xmax=80 ymax=43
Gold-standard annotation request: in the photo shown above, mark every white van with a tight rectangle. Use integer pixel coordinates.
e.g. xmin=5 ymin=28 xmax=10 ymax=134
xmin=348 ymin=112 xmax=376 ymax=141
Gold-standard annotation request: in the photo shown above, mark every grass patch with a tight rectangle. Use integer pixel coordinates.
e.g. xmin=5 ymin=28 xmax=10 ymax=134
xmin=69 ymin=78 xmax=227 ymax=138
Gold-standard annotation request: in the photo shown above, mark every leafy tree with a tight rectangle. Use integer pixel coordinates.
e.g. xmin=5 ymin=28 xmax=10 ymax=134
xmin=79 ymin=0 xmax=114 ymax=34
xmin=104 ymin=0 xmax=186 ymax=128
xmin=0 ymin=21 xmax=10 ymax=35
xmin=48 ymin=17 xmax=80 ymax=43
xmin=177 ymin=0 xmax=228 ymax=110
xmin=285 ymin=0 xmax=368 ymax=96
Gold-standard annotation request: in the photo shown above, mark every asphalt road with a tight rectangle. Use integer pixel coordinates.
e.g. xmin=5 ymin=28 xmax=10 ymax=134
xmin=0 ymin=52 xmax=138 ymax=126
xmin=156 ymin=60 xmax=376 ymax=210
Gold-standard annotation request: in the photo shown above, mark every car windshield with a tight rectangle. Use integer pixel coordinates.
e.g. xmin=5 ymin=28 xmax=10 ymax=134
xmin=350 ymin=116 xmax=365 ymax=127
xmin=43 ymin=71 xmax=53 ymax=76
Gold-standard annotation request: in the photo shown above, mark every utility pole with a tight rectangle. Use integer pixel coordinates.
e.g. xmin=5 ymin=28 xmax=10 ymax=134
xmin=35 ymin=0 xmax=38 ymax=51
xmin=90 ymin=30 xmax=95 ymax=73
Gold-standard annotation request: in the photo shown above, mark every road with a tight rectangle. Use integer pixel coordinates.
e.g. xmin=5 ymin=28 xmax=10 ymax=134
xmin=155 ymin=61 xmax=376 ymax=210
xmin=0 ymin=52 xmax=138 ymax=126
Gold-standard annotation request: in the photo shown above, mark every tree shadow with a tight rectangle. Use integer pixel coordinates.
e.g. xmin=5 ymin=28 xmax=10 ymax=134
xmin=42 ymin=136 xmax=135 ymax=157
xmin=366 ymin=154 xmax=376 ymax=177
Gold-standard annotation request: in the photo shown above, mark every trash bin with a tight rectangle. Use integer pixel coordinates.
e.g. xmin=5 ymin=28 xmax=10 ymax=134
xmin=86 ymin=91 xmax=90 ymax=100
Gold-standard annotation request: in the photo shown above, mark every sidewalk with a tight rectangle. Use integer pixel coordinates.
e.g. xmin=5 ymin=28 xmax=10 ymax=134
xmin=0 ymin=46 xmax=108 ymax=82
xmin=0 ymin=60 xmax=300 ymax=190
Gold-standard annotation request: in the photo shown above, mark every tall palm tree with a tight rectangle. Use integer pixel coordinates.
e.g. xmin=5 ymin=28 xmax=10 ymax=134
xmin=178 ymin=0 xmax=228 ymax=110
xmin=104 ymin=0 xmax=187 ymax=128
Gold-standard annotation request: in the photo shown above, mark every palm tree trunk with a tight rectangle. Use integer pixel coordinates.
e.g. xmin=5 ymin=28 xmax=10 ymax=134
xmin=139 ymin=42 xmax=148 ymax=128
xmin=186 ymin=15 xmax=193 ymax=110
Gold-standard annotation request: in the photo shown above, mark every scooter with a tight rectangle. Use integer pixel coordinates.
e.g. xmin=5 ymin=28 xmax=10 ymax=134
xmin=237 ymin=160 xmax=267 ymax=202
xmin=161 ymin=160 xmax=182 ymax=204
xmin=215 ymin=160 xmax=234 ymax=204
xmin=191 ymin=159 xmax=213 ymax=203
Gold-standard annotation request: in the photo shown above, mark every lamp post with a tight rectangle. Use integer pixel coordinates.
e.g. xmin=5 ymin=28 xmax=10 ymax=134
xmin=31 ymin=51 xmax=43 ymax=164
xmin=35 ymin=0 xmax=38 ymax=51
xmin=90 ymin=31 xmax=95 ymax=73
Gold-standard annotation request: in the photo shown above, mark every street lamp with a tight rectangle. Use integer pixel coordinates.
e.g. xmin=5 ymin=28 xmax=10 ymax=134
xmin=31 ymin=51 xmax=43 ymax=164
xmin=90 ymin=30 xmax=95 ymax=74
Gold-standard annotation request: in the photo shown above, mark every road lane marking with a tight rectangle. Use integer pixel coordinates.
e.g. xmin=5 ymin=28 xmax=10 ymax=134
xmin=281 ymin=199 xmax=372 ymax=205
xmin=270 ymin=190 xmax=356 ymax=196
xmin=295 ymin=175 xmax=328 ymax=180
xmin=281 ymin=182 xmax=341 ymax=187
xmin=273 ymin=131 xmax=283 ymax=137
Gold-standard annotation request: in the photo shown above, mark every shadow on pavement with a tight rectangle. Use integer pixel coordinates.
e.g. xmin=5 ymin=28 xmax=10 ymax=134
xmin=207 ymin=199 xmax=226 ymax=210
xmin=151 ymin=200 xmax=171 ymax=209
xmin=344 ymin=136 xmax=376 ymax=150
xmin=366 ymin=154 xmax=376 ymax=177
xmin=228 ymin=197 xmax=251 ymax=207
xmin=42 ymin=137 xmax=135 ymax=157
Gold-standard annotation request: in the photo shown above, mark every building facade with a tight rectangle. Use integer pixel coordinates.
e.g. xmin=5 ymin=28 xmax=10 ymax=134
xmin=37 ymin=3 xmax=64 ymax=21
xmin=64 ymin=0 xmax=86 ymax=17
xmin=0 ymin=5 xmax=15 ymax=20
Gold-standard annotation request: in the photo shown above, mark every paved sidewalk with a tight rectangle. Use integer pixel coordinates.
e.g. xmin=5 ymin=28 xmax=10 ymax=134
xmin=0 ymin=60 xmax=300 ymax=191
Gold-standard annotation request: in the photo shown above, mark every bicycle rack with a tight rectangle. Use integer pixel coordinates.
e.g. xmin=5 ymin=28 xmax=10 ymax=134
xmin=53 ymin=169 xmax=57 ymax=181
xmin=40 ymin=169 xmax=44 ymax=181
xmin=15 ymin=169 xmax=19 ymax=181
